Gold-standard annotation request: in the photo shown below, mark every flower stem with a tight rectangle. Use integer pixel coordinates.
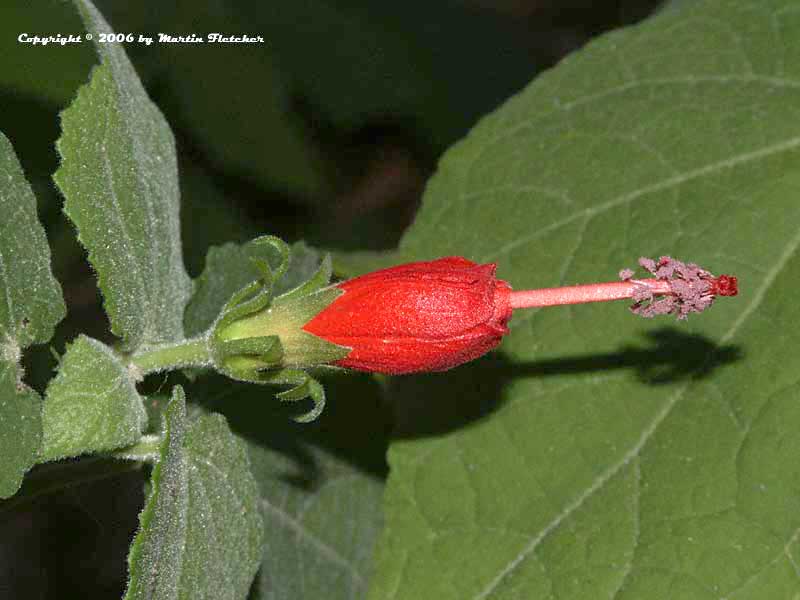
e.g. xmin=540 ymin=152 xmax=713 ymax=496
xmin=510 ymin=279 xmax=673 ymax=309
xmin=130 ymin=336 xmax=211 ymax=376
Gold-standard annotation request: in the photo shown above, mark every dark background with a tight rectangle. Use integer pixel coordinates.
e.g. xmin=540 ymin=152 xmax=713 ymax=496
xmin=0 ymin=1 xmax=673 ymax=598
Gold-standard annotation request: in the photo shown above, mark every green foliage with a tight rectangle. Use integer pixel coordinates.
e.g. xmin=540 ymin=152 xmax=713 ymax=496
xmin=41 ymin=335 xmax=146 ymax=461
xmin=184 ymin=245 xmax=386 ymax=596
xmin=248 ymin=440 xmax=384 ymax=599
xmin=0 ymin=132 xmax=65 ymax=349
xmin=0 ymin=364 xmax=42 ymax=499
xmin=185 ymin=240 xmax=325 ymax=338
xmin=182 ymin=242 xmax=341 ymax=422
xmin=5 ymin=0 xmax=800 ymax=598
xmin=0 ymin=132 xmax=65 ymax=498
xmin=367 ymin=0 xmax=800 ymax=597
xmin=125 ymin=386 xmax=263 ymax=600
xmin=152 ymin=32 xmax=332 ymax=201
xmin=245 ymin=0 xmax=535 ymax=151
xmin=54 ymin=0 xmax=191 ymax=352
xmin=191 ymin=373 xmax=387 ymax=600
xmin=0 ymin=1 xmax=94 ymax=105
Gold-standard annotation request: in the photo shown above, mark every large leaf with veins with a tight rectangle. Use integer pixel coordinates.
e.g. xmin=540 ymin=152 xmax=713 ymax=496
xmin=368 ymin=1 xmax=800 ymax=598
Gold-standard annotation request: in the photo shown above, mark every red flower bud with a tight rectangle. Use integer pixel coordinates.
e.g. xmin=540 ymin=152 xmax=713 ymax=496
xmin=211 ymin=249 xmax=736 ymax=393
xmin=302 ymin=257 xmax=513 ymax=375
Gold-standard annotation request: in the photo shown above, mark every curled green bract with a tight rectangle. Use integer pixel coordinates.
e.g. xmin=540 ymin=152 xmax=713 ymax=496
xmin=209 ymin=236 xmax=348 ymax=421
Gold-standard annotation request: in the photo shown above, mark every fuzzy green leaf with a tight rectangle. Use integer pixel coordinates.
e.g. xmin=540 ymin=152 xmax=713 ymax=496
xmin=54 ymin=0 xmax=191 ymax=351
xmin=0 ymin=363 xmax=42 ymax=499
xmin=192 ymin=374 xmax=387 ymax=600
xmin=0 ymin=131 xmax=65 ymax=498
xmin=369 ymin=1 xmax=800 ymax=598
xmin=125 ymin=386 xmax=262 ymax=600
xmin=41 ymin=335 xmax=146 ymax=462
xmin=249 ymin=439 xmax=384 ymax=599
xmin=0 ymin=131 xmax=66 ymax=350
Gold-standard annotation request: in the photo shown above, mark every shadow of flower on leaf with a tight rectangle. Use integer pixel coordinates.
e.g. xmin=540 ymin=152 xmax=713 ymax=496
xmin=389 ymin=327 xmax=743 ymax=439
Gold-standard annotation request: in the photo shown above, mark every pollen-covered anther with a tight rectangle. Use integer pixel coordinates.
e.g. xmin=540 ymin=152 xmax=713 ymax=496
xmin=625 ymin=256 xmax=738 ymax=320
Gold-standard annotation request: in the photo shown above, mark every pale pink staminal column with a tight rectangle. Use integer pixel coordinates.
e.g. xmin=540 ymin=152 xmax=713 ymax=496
xmin=509 ymin=256 xmax=738 ymax=320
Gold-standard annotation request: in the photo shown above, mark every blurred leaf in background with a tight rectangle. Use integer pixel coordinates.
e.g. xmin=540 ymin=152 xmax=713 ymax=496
xmin=0 ymin=1 xmax=93 ymax=106
xmin=190 ymin=371 xmax=389 ymax=600
xmin=93 ymin=0 xmax=544 ymax=250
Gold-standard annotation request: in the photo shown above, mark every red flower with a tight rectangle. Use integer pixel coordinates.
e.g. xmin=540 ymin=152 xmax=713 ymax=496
xmin=302 ymin=257 xmax=513 ymax=374
xmin=300 ymin=254 xmax=737 ymax=376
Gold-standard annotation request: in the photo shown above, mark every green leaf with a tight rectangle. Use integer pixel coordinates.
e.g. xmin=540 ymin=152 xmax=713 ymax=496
xmin=153 ymin=33 xmax=332 ymax=201
xmin=0 ymin=363 xmax=42 ymax=499
xmin=54 ymin=0 xmax=192 ymax=351
xmin=0 ymin=131 xmax=65 ymax=498
xmin=185 ymin=240 xmax=325 ymax=337
xmin=182 ymin=236 xmax=388 ymax=595
xmin=95 ymin=2 xmax=536 ymax=201
xmin=247 ymin=1 xmax=536 ymax=152
xmin=369 ymin=1 xmax=800 ymax=597
xmin=192 ymin=373 xmax=388 ymax=600
xmin=249 ymin=438 xmax=384 ymax=599
xmin=125 ymin=386 xmax=262 ymax=600
xmin=41 ymin=335 xmax=146 ymax=462
xmin=0 ymin=131 xmax=66 ymax=350
xmin=95 ymin=2 xmax=334 ymax=201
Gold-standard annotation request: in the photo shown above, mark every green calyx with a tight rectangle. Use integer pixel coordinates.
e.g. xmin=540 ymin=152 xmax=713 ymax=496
xmin=208 ymin=236 xmax=350 ymax=422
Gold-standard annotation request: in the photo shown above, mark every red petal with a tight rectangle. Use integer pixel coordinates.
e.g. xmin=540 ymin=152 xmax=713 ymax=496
xmin=303 ymin=257 xmax=513 ymax=374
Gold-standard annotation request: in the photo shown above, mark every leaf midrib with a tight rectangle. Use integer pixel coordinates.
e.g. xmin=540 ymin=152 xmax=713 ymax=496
xmin=96 ymin=82 xmax=149 ymax=345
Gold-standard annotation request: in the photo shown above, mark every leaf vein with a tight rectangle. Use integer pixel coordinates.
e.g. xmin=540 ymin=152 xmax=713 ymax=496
xmin=259 ymin=497 xmax=366 ymax=588
xmin=480 ymin=135 xmax=800 ymax=262
xmin=474 ymin=216 xmax=800 ymax=598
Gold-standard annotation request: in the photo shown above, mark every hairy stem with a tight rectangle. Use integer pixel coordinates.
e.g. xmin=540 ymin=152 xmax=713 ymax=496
xmin=130 ymin=336 xmax=211 ymax=376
